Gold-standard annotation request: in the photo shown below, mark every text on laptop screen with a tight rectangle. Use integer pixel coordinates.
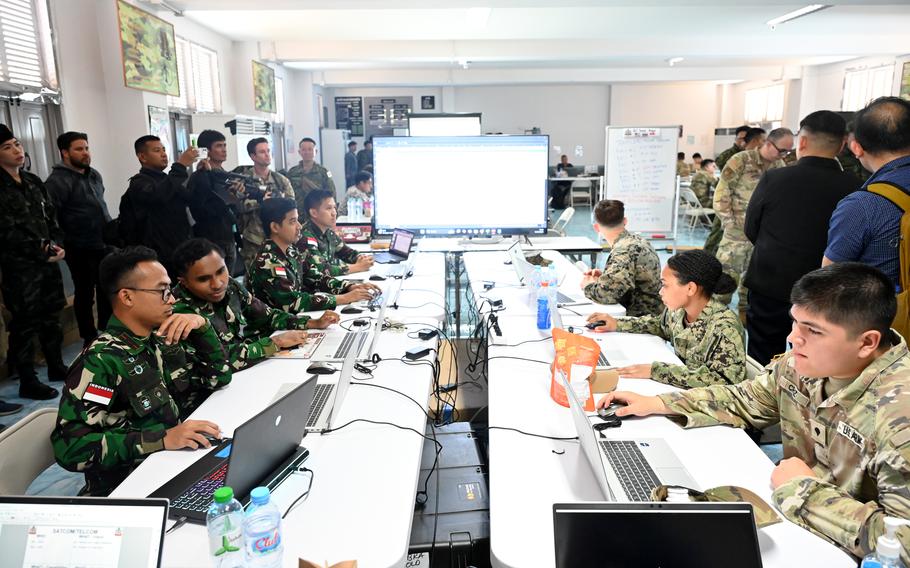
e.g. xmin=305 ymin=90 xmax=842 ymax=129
xmin=0 ymin=500 xmax=166 ymax=568
xmin=372 ymin=135 xmax=549 ymax=235
xmin=390 ymin=229 xmax=414 ymax=256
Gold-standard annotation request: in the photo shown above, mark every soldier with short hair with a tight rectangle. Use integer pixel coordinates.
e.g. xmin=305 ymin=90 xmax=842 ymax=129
xmin=298 ymin=189 xmax=374 ymax=276
xmin=705 ymin=125 xmax=752 ymax=255
xmin=715 ymin=125 xmax=751 ymax=171
xmin=171 ymin=238 xmax=339 ymax=371
xmin=689 ymin=159 xmax=718 ymax=208
xmin=579 ymin=199 xmax=663 ymax=317
xmin=597 ymin=262 xmax=910 ymax=564
xmin=285 ymin=137 xmax=336 ymax=211
xmin=51 ymin=247 xmax=232 ymax=496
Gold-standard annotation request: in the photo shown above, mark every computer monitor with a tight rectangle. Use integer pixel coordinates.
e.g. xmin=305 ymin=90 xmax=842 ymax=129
xmin=373 ymin=135 xmax=549 ymax=236
xmin=0 ymin=496 xmax=168 ymax=568
xmin=407 ymin=113 xmax=482 ymax=136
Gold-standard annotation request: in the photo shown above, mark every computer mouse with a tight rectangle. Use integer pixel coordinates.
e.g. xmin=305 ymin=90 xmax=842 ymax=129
xmin=597 ymin=401 xmax=627 ymax=419
xmin=586 ymin=320 xmax=606 ymax=330
xmin=352 ymin=319 xmax=370 ymax=326
xmin=369 ymin=275 xmax=386 ymax=281
xmin=340 ymin=306 xmax=363 ymax=314
xmin=307 ymin=362 xmax=337 ymax=375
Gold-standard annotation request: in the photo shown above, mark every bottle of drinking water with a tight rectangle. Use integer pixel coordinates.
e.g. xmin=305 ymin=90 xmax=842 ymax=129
xmin=243 ymin=486 xmax=283 ymax=567
xmin=346 ymin=196 xmax=355 ymax=220
xmin=206 ymin=487 xmax=244 ymax=568
xmin=537 ymin=281 xmax=552 ymax=330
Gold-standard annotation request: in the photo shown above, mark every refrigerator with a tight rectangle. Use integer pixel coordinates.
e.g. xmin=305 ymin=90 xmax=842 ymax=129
xmin=320 ymin=128 xmax=352 ymax=202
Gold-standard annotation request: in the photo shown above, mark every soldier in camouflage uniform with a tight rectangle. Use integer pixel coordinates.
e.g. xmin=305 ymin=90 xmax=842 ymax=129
xmin=299 ymin=189 xmax=374 ymax=277
xmin=232 ymin=137 xmax=295 ymax=270
xmin=713 ymin=128 xmax=793 ymax=312
xmin=580 ymin=200 xmax=662 ymax=317
xmin=52 ymin=247 xmax=231 ymax=496
xmin=284 ymin=137 xmax=336 ymax=211
xmin=0 ymin=124 xmax=64 ymax=400
xmin=249 ymin=198 xmax=377 ymax=313
xmin=704 ymin=126 xmax=751 ymax=255
xmin=689 ymin=159 xmax=718 ymax=208
xmin=587 ymin=250 xmax=745 ymax=388
xmin=598 ymin=263 xmax=910 ymax=563
xmin=170 ymin=238 xmax=340 ymax=371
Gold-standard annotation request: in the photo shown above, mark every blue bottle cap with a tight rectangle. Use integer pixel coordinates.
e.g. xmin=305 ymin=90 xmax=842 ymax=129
xmin=250 ymin=486 xmax=270 ymax=504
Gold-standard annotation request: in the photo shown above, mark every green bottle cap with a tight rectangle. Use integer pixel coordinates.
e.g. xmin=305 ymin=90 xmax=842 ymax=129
xmin=213 ymin=486 xmax=234 ymax=504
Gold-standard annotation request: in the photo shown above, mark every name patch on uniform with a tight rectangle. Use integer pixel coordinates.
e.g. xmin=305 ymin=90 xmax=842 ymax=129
xmin=83 ymin=383 xmax=114 ymax=406
xmin=836 ymin=421 xmax=865 ymax=450
xmin=274 ymin=266 xmax=287 ymax=278
xmin=306 ymin=237 xmax=318 ymax=248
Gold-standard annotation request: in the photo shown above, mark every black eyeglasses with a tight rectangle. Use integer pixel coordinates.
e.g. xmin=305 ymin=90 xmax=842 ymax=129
xmin=768 ymin=140 xmax=793 ymax=157
xmin=125 ymin=287 xmax=174 ymax=302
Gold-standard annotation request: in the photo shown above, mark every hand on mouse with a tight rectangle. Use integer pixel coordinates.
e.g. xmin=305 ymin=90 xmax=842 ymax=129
xmin=595 ymin=391 xmax=669 ymax=418
xmin=272 ymin=330 xmax=308 ymax=349
xmin=307 ymin=311 xmax=340 ymax=329
xmin=164 ymin=419 xmax=221 ymax=450
xmin=586 ymin=312 xmax=617 ymax=332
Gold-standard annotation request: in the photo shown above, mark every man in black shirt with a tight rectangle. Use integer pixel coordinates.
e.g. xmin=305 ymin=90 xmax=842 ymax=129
xmin=188 ymin=129 xmax=240 ymax=275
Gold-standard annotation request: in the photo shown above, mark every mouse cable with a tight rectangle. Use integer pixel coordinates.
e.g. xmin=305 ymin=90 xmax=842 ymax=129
xmin=481 ymin=425 xmax=579 ymax=442
xmin=282 ymin=467 xmax=315 ymax=519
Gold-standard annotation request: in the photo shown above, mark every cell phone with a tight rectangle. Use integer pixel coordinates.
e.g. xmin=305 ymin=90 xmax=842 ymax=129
xmin=44 ymin=239 xmax=57 ymax=257
xmin=197 ymin=147 xmax=208 ymax=160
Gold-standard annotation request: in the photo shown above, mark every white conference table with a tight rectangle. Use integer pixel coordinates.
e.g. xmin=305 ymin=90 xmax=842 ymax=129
xmin=112 ymin=253 xmax=448 ymax=568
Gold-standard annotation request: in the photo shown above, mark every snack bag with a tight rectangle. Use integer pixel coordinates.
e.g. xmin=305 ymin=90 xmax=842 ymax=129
xmin=549 ymin=328 xmax=600 ymax=411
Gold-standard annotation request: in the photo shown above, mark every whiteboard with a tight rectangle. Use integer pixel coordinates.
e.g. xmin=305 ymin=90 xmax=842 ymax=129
xmin=604 ymin=126 xmax=679 ymax=234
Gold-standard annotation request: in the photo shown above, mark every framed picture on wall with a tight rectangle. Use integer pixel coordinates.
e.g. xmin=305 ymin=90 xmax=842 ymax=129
xmin=116 ymin=0 xmax=179 ymax=96
xmin=421 ymin=95 xmax=436 ymax=110
xmin=901 ymin=61 xmax=910 ymax=101
xmin=252 ymin=61 xmax=277 ymax=113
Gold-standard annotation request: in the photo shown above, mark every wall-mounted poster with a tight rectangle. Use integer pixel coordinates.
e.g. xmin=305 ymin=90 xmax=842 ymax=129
xmin=364 ymin=96 xmax=413 ymax=140
xmin=335 ymin=97 xmax=364 ymax=136
xmin=252 ymin=61 xmax=276 ymax=113
xmin=117 ymin=0 xmax=179 ymax=96
xmin=900 ymin=61 xmax=910 ymax=101
xmin=421 ymin=96 xmax=435 ymax=110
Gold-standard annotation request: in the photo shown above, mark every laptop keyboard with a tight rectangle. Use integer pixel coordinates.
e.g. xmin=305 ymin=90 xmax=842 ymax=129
xmin=333 ymin=332 xmax=369 ymax=359
xmin=307 ymin=383 xmax=335 ymax=428
xmin=556 ymin=291 xmax=574 ymax=304
xmin=171 ymin=462 xmax=228 ymax=513
xmin=599 ymin=440 xmax=662 ymax=501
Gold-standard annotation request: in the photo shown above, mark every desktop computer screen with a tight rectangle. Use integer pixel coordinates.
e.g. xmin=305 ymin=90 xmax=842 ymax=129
xmin=373 ymin=135 xmax=549 ymax=235
xmin=407 ymin=113 xmax=482 ymax=136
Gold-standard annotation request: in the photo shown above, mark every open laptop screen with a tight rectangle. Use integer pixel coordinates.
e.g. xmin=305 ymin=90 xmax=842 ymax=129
xmin=0 ymin=496 xmax=168 ymax=568
xmin=390 ymin=229 xmax=414 ymax=257
xmin=553 ymin=502 xmax=762 ymax=568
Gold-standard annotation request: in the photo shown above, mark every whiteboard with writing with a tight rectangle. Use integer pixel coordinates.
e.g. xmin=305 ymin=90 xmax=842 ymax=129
xmin=604 ymin=126 xmax=679 ymax=234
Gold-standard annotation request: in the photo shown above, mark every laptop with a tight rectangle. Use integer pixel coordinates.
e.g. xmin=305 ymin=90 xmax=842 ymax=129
xmin=149 ymin=377 xmax=317 ymax=522
xmin=374 ymin=228 xmax=415 ymax=263
xmin=0 ymin=495 xmax=169 ymax=568
xmin=507 ymin=242 xmax=589 ymax=307
xmin=306 ymin=344 xmax=356 ymax=433
xmin=306 ymin=293 xmax=388 ymax=362
xmin=561 ymin=372 xmax=698 ymax=501
xmin=590 ymin=333 xmax=683 ymax=370
xmin=553 ymin=502 xmax=763 ymax=568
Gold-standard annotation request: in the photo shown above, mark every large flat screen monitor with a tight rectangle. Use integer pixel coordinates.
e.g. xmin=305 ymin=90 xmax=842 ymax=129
xmin=407 ymin=113 xmax=482 ymax=136
xmin=373 ymin=135 xmax=549 ymax=236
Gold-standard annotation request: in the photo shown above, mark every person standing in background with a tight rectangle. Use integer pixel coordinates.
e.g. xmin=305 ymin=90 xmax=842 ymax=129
xmin=344 ymin=140 xmax=358 ymax=189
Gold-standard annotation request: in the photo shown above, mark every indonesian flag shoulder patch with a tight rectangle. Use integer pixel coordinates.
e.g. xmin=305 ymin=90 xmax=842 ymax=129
xmin=83 ymin=383 xmax=114 ymax=406
xmin=306 ymin=237 xmax=318 ymax=248
xmin=274 ymin=266 xmax=287 ymax=278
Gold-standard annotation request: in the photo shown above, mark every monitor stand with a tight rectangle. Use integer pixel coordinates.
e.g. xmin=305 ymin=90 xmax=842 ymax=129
xmin=458 ymin=235 xmax=504 ymax=245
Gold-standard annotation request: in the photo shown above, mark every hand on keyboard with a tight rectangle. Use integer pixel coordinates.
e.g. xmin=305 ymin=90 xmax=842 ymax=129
xmin=272 ymin=330 xmax=309 ymax=349
xmin=307 ymin=311 xmax=340 ymax=329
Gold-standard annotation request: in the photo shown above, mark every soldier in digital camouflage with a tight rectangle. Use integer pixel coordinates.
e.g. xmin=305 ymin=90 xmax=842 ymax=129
xmin=249 ymin=198 xmax=378 ymax=314
xmin=598 ymin=263 xmax=910 ymax=564
xmin=579 ymin=199 xmax=662 ymax=317
xmin=689 ymin=159 xmax=719 ymax=208
xmin=586 ymin=249 xmax=745 ymax=388
xmin=298 ymin=189 xmax=374 ymax=277
xmin=284 ymin=137 xmax=336 ymax=210
xmin=713 ymin=128 xmax=793 ymax=313
xmin=705 ymin=125 xmax=751 ymax=255
xmin=51 ymin=247 xmax=231 ymax=496
xmin=171 ymin=237 xmax=340 ymax=371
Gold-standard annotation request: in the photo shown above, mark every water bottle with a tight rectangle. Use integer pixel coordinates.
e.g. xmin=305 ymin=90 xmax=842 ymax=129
xmin=537 ymin=281 xmax=551 ymax=330
xmin=346 ymin=196 xmax=355 ymax=219
xmin=206 ymin=486 xmax=244 ymax=568
xmin=243 ymin=486 xmax=283 ymax=567
xmin=363 ymin=197 xmax=372 ymax=217
xmin=861 ymin=517 xmax=909 ymax=568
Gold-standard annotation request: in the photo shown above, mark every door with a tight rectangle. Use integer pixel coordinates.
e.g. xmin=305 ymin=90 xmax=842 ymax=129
xmin=0 ymin=98 xmax=62 ymax=179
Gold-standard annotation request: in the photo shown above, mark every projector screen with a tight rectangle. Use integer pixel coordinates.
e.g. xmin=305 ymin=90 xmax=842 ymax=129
xmin=408 ymin=113 xmax=482 ymax=136
xmin=373 ymin=135 xmax=549 ymax=236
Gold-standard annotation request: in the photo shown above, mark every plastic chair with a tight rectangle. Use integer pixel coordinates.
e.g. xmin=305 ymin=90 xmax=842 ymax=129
xmin=679 ymin=187 xmax=714 ymax=229
xmin=0 ymin=408 xmax=58 ymax=494
xmin=569 ymin=179 xmax=593 ymax=207
xmin=551 ymin=207 xmax=575 ymax=236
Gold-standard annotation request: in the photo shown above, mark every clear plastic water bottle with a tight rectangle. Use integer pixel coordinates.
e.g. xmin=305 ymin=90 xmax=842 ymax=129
xmin=206 ymin=486 xmax=244 ymax=568
xmin=346 ymin=196 xmax=355 ymax=219
xmin=537 ymin=281 xmax=551 ymax=330
xmin=243 ymin=486 xmax=283 ymax=567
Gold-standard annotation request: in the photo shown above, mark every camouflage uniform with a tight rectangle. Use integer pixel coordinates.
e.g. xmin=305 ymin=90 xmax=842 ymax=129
xmin=657 ymin=338 xmax=910 ymax=563
xmin=703 ymin=144 xmax=742 ymax=257
xmin=172 ymin=278 xmax=310 ymax=371
xmin=615 ymin=299 xmax=746 ymax=388
xmin=231 ymin=166 xmax=295 ymax=270
xmin=298 ymin=218 xmax=360 ymax=277
xmin=285 ymin=161 xmax=336 ymax=211
xmin=583 ymin=229 xmax=663 ymax=317
xmin=714 ymin=144 xmax=742 ymax=172
xmin=51 ymin=316 xmax=232 ymax=496
xmin=838 ymin=150 xmax=872 ymax=184
xmin=0 ymin=168 xmax=67 ymax=381
xmin=712 ymin=149 xmax=786 ymax=308
xmin=676 ymin=160 xmax=691 ymax=178
xmin=689 ymin=170 xmax=718 ymax=209
xmin=337 ymin=185 xmax=371 ymax=216
xmin=248 ymin=240 xmax=347 ymax=313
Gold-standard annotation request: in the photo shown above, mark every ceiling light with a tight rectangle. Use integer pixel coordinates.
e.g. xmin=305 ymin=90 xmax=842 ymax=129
xmin=667 ymin=57 xmax=684 ymax=67
xmin=766 ymin=5 xmax=831 ymax=29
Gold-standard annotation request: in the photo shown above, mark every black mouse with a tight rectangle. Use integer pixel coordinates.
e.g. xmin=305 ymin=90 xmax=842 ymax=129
xmin=352 ymin=319 xmax=370 ymax=326
xmin=598 ymin=401 xmax=627 ymax=419
xmin=307 ymin=362 xmax=337 ymax=375
xmin=586 ymin=320 xmax=606 ymax=330
xmin=341 ymin=306 xmax=363 ymax=314
xmin=369 ymin=275 xmax=386 ymax=281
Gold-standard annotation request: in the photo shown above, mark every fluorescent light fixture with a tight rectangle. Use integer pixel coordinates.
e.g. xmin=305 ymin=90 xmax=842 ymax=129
xmin=667 ymin=57 xmax=684 ymax=67
xmin=766 ymin=4 xmax=831 ymax=28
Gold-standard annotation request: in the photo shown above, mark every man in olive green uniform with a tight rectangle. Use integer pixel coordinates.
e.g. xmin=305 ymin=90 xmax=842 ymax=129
xmin=171 ymin=238 xmax=340 ymax=372
xmin=598 ymin=263 xmax=910 ymax=564
xmin=676 ymin=152 xmax=691 ymax=178
xmin=713 ymin=128 xmax=793 ymax=313
xmin=285 ymin=137 xmax=336 ymax=212
xmin=579 ymin=200 xmax=662 ymax=317
xmin=232 ymin=137 xmax=295 ymax=270
xmin=51 ymin=247 xmax=231 ymax=496
xmin=249 ymin=198 xmax=377 ymax=313
xmin=705 ymin=126 xmax=753 ymax=255
xmin=299 ymin=190 xmax=374 ymax=277
xmin=0 ymin=124 xmax=64 ymax=400
xmin=715 ymin=125 xmax=751 ymax=171
xmin=689 ymin=159 xmax=718 ymax=208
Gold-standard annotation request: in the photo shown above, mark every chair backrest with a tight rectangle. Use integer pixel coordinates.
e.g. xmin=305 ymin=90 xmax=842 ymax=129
xmin=0 ymin=408 xmax=58 ymax=494
xmin=571 ymin=179 xmax=592 ymax=189
xmin=552 ymin=207 xmax=575 ymax=235
xmin=745 ymin=356 xmax=765 ymax=380
xmin=680 ymin=187 xmax=701 ymax=207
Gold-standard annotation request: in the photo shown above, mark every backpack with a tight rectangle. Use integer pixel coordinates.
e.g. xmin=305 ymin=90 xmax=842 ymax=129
xmin=867 ymin=182 xmax=910 ymax=339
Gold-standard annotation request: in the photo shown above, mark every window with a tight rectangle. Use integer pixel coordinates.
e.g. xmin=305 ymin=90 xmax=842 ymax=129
xmin=167 ymin=37 xmax=221 ymax=113
xmin=745 ymin=84 xmax=785 ymax=123
xmin=0 ymin=0 xmax=58 ymax=91
xmin=842 ymin=65 xmax=894 ymax=111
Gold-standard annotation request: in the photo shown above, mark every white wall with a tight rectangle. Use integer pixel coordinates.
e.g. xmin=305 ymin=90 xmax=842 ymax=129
xmin=609 ymin=82 xmax=718 ymax=160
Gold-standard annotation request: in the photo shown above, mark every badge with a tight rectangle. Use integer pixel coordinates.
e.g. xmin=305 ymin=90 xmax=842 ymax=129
xmin=140 ymin=396 xmax=152 ymax=411
xmin=83 ymin=383 xmax=114 ymax=406
xmin=836 ymin=421 xmax=865 ymax=450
